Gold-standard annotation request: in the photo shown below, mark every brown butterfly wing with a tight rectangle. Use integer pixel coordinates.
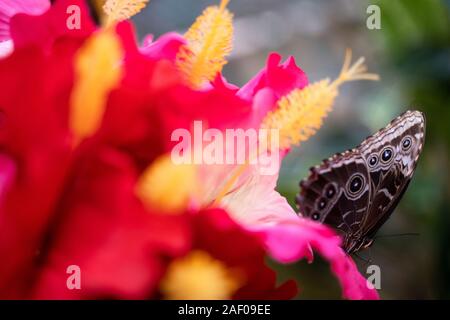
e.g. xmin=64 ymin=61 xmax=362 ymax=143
xmin=357 ymin=110 xmax=426 ymax=242
xmin=296 ymin=150 xmax=371 ymax=250
xmin=296 ymin=110 xmax=426 ymax=254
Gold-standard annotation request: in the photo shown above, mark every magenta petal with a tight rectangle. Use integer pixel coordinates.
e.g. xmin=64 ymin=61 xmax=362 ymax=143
xmin=330 ymin=251 xmax=379 ymax=300
xmin=230 ymin=87 xmax=277 ymax=130
xmin=211 ymin=74 xmax=240 ymax=93
xmin=0 ymin=0 xmax=50 ymax=42
xmin=259 ymin=218 xmax=379 ymax=300
xmin=247 ymin=88 xmax=278 ymax=129
xmin=238 ymin=52 xmax=308 ymax=101
xmin=140 ymin=32 xmax=185 ymax=61
xmin=260 ymin=218 xmax=340 ymax=263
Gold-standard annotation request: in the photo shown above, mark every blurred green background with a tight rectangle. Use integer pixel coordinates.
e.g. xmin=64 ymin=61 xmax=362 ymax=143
xmin=128 ymin=0 xmax=450 ymax=299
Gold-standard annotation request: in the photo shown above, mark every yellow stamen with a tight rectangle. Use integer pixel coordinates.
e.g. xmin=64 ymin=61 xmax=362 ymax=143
xmin=176 ymin=0 xmax=233 ymax=88
xmin=262 ymin=49 xmax=379 ymax=150
xmin=212 ymin=50 xmax=378 ymax=207
xmin=136 ymin=154 xmax=199 ymax=214
xmin=70 ymin=29 xmax=123 ymax=143
xmin=160 ymin=250 xmax=243 ymax=300
xmin=103 ymin=0 xmax=150 ymax=27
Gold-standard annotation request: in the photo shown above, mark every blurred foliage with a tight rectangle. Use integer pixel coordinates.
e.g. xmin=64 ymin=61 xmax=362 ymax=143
xmin=374 ymin=0 xmax=450 ymax=298
xmin=276 ymin=0 xmax=450 ymax=299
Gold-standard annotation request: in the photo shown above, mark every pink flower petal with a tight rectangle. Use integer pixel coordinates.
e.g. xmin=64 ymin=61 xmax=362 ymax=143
xmin=239 ymin=87 xmax=278 ymax=130
xmin=0 ymin=40 xmax=13 ymax=58
xmin=221 ymin=161 xmax=297 ymax=226
xmin=211 ymin=73 xmax=240 ymax=94
xmin=238 ymin=52 xmax=308 ymax=101
xmin=0 ymin=0 xmax=50 ymax=41
xmin=258 ymin=218 xmax=380 ymax=300
xmin=140 ymin=32 xmax=185 ymax=61
xmin=216 ymin=147 xmax=289 ymax=222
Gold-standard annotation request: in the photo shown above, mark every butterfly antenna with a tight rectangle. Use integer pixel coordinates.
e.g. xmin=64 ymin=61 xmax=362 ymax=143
xmin=374 ymin=233 xmax=420 ymax=239
xmin=354 ymin=252 xmax=371 ymax=265
xmin=367 ymin=247 xmax=373 ymax=266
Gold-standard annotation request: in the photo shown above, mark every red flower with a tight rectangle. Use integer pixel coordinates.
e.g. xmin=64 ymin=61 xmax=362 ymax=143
xmin=0 ymin=0 xmax=380 ymax=300
xmin=0 ymin=2 xmax=295 ymax=300
xmin=9 ymin=0 xmax=94 ymax=51
xmin=0 ymin=44 xmax=78 ymax=297
xmin=95 ymin=22 xmax=253 ymax=170
xmin=31 ymin=148 xmax=189 ymax=299
xmin=159 ymin=209 xmax=297 ymax=300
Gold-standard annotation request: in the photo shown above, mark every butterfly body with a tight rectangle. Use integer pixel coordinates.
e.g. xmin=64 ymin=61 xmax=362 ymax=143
xmin=296 ymin=110 xmax=425 ymax=253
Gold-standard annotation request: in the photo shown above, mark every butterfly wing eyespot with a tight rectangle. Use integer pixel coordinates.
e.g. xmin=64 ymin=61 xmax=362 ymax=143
xmin=368 ymin=154 xmax=378 ymax=167
xmin=401 ymin=136 xmax=413 ymax=151
xmin=346 ymin=173 xmax=366 ymax=197
xmin=317 ymin=198 xmax=327 ymax=210
xmin=325 ymin=183 xmax=337 ymax=198
xmin=380 ymin=146 xmax=394 ymax=163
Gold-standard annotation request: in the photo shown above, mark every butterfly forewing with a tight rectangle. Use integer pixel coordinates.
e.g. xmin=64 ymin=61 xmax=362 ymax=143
xmin=296 ymin=110 xmax=425 ymax=253
xmin=358 ymin=110 xmax=425 ymax=239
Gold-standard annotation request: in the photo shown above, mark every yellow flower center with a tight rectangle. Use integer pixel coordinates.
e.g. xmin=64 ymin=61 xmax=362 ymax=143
xmin=160 ymin=250 xmax=243 ymax=300
xmin=136 ymin=154 xmax=199 ymax=213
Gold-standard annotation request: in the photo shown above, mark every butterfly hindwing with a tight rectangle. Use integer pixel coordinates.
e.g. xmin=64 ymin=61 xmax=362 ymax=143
xmin=296 ymin=150 xmax=371 ymax=244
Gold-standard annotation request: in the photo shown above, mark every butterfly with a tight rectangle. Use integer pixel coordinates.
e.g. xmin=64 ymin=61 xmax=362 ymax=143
xmin=295 ymin=110 xmax=426 ymax=254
